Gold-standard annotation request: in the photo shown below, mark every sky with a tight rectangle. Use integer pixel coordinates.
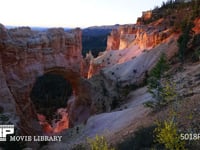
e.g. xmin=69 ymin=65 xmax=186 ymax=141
xmin=0 ymin=0 xmax=167 ymax=28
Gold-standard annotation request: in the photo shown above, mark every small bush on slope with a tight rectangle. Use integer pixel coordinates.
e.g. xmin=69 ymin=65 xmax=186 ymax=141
xmin=88 ymin=135 xmax=115 ymax=150
xmin=154 ymin=119 xmax=186 ymax=150
xmin=72 ymin=135 xmax=114 ymax=150
xmin=144 ymin=54 xmax=177 ymax=110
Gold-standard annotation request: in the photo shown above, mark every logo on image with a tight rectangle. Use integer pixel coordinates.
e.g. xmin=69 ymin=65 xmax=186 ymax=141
xmin=0 ymin=125 xmax=14 ymax=141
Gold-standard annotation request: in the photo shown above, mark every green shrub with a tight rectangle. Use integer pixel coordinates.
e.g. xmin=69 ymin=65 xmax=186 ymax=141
xmin=160 ymin=80 xmax=177 ymax=104
xmin=88 ymin=135 xmax=115 ymax=150
xmin=146 ymin=54 xmax=175 ymax=110
xmin=146 ymin=79 xmax=177 ymax=110
xmin=143 ymin=101 xmax=156 ymax=109
xmin=72 ymin=135 xmax=115 ymax=150
xmin=154 ymin=120 xmax=186 ymax=150
xmin=149 ymin=54 xmax=169 ymax=80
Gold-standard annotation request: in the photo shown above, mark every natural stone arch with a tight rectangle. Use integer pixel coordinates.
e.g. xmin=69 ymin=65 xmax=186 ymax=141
xmin=0 ymin=24 xmax=82 ymax=135
xmin=4 ymin=67 xmax=83 ymax=135
xmin=12 ymin=67 xmax=84 ymax=135
xmin=44 ymin=67 xmax=94 ymax=127
xmin=30 ymin=69 xmax=73 ymax=123
xmin=44 ymin=67 xmax=81 ymax=94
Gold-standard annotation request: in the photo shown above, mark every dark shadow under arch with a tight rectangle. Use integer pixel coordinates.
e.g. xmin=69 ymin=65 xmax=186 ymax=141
xmin=30 ymin=73 xmax=73 ymax=122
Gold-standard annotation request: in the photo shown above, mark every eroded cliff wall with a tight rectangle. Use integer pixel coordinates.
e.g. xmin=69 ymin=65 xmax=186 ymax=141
xmin=87 ymin=21 xmax=173 ymax=79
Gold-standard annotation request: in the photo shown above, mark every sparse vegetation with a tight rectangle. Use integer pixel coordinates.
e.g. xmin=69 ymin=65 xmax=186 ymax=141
xmin=145 ymin=79 xmax=177 ymax=110
xmin=72 ymin=135 xmax=115 ymax=150
xmin=154 ymin=119 xmax=186 ymax=150
xmin=149 ymin=54 xmax=169 ymax=79
xmin=88 ymin=135 xmax=115 ymax=150
xmin=145 ymin=54 xmax=177 ymax=110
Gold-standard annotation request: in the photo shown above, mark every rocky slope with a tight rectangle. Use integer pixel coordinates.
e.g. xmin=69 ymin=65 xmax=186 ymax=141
xmin=64 ymin=3 xmax=200 ymax=149
xmin=43 ymin=86 xmax=154 ymax=149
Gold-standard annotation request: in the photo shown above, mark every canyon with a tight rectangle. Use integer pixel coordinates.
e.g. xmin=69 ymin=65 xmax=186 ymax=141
xmin=0 ymin=1 xmax=200 ymax=149
xmin=0 ymin=24 xmax=120 ymax=136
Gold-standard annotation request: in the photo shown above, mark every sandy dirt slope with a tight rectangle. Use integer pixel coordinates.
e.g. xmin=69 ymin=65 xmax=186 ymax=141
xmin=44 ymin=87 xmax=154 ymax=149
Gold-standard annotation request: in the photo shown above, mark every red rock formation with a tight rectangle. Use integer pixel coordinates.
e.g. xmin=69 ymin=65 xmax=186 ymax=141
xmin=106 ymin=29 xmax=120 ymax=50
xmin=81 ymin=51 xmax=94 ymax=78
xmin=193 ymin=17 xmax=200 ymax=34
xmin=88 ymin=22 xmax=172 ymax=78
xmin=133 ymin=25 xmax=169 ymax=49
xmin=0 ymin=24 xmax=82 ymax=135
xmin=106 ymin=24 xmax=170 ymax=51
xmin=118 ymin=25 xmax=137 ymax=50
xmin=107 ymin=25 xmax=170 ymax=50
xmin=87 ymin=62 xmax=105 ymax=79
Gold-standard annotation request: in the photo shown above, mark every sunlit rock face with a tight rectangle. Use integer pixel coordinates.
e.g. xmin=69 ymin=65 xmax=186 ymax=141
xmin=81 ymin=51 xmax=94 ymax=78
xmin=193 ymin=18 xmax=200 ymax=34
xmin=88 ymin=20 xmax=173 ymax=79
xmin=106 ymin=24 xmax=170 ymax=52
xmin=106 ymin=25 xmax=137 ymax=51
xmin=0 ymin=24 xmax=82 ymax=135
xmin=106 ymin=29 xmax=120 ymax=51
xmin=37 ymin=108 xmax=69 ymax=134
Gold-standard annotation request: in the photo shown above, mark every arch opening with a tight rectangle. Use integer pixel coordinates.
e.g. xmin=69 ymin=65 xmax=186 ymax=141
xmin=30 ymin=73 xmax=73 ymax=134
